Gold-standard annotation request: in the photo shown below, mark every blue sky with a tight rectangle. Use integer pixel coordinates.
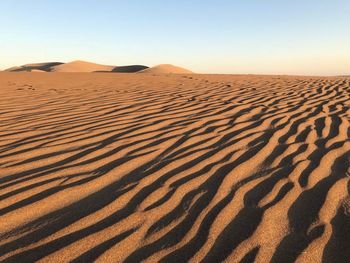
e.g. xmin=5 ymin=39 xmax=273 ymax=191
xmin=1 ymin=0 xmax=349 ymax=75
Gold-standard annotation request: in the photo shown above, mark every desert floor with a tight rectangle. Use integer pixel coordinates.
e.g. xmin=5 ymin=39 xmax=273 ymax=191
xmin=0 ymin=72 xmax=349 ymax=262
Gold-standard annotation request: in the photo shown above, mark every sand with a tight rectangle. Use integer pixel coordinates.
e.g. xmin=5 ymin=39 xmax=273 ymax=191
xmin=0 ymin=72 xmax=349 ymax=262
xmin=4 ymin=62 xmax=64 ymax=72
xmin=139 ymin=64 xmax=193 ymax=74
xmin=4 ymin=61 xmax=149 ymax=73
xmin=50 ymin=60 xmax=115 ymax=73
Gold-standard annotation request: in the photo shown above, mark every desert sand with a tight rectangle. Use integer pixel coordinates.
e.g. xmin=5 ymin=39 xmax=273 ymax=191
xmin=3 ymin=61 xmax=193 ymax=74
xmin=50 ymin=60 xmax=115 ymax=73
xmin=0 ymin=72 xmax=349 ymax=262
xmin=139 ymin=64 xmax=194 ymax=74
xmin=4 ymin=61 xmax=150 ymax=73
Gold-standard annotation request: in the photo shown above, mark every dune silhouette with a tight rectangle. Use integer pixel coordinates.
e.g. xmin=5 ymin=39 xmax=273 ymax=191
xmin=112 ymin=65 xmax=149 ymax=73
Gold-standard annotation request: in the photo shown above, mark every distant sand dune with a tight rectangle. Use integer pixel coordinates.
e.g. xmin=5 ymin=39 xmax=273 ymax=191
xmin=50 ymin=60 xmax=115 ymax=72
xmin=0 ymin=73 xmax=349 ymax=262
xmin=4 ymin=62 xmax=64 ymax=72
xmin=3 ymin=61 xmax=192 ymax=74
xmin=4 ymin=61 xmax=150 ymax=73
xmin=139 ymin=64 xmax=193 ymax=74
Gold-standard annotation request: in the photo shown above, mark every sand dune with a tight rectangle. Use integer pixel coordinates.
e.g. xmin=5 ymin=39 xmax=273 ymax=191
xmin=50 ymin=60 xmax=115 ymax=72
xmin=3 ymin=61 xmax=192 ymax=74
xmin=4 ymin=61 xmax=150 ymax=73
xmin=139 ymin=64 xmax=193 ymax=74
xmin=0 ymin=72 xmax=349 ymax=262
xmin=4 ymin=62 xmax=64 ymax=72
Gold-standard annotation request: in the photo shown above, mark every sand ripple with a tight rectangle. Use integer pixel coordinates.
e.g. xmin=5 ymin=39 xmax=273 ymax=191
xmin=0 ymin=73 xmax=349 ymax=262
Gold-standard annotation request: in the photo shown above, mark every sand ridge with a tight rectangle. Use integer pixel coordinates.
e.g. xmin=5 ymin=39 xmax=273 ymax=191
xmin=0 ymin=72 xmax=349 ymax=262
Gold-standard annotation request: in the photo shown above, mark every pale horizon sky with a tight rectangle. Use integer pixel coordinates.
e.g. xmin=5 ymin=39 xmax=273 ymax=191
xmin=1 ymin=0 xmax=349 ymax=75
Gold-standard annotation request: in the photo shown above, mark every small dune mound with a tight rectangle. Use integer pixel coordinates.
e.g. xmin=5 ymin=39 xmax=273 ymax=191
xmin=4 ymin=62 xmax=64 ymax=72
xmin=31 ymin=69 xmax=46 ymax=73
xmin=51 ymin=60 xmax=115 ymax=72
xmin=139 ymin=64 xmax=193 ymax=74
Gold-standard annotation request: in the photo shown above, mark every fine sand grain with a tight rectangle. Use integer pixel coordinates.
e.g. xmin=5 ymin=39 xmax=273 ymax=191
xmin=0 ymin=72 xmax=349 ymax=262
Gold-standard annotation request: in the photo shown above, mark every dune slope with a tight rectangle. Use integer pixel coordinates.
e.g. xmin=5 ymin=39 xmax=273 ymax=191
xmin=4 ymin=62 xmax=64 ymax=72
xmin=50 ymin=60 xmax=115 ymax=72
xmin=0 ymin=73 xmax=349 ymax=262
xmin=139 ymin=64 xmax=193 ymax=74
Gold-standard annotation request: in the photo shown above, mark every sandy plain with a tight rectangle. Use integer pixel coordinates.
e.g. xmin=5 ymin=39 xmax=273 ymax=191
xmin=0 ymin=72 xmax=349 ymax=262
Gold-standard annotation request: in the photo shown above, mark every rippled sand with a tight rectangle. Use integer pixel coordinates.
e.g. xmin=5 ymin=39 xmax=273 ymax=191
xmin=0 ymin=72 xmax=349 ymax=262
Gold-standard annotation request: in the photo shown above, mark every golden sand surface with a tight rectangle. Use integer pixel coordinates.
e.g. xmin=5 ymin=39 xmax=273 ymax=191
xmin=0 ymin=72 xmax=349 ymax=262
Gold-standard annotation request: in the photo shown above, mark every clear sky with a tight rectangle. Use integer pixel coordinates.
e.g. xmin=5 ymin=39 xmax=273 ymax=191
xmin=1 ymin=0 xmax=349 ymax=75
